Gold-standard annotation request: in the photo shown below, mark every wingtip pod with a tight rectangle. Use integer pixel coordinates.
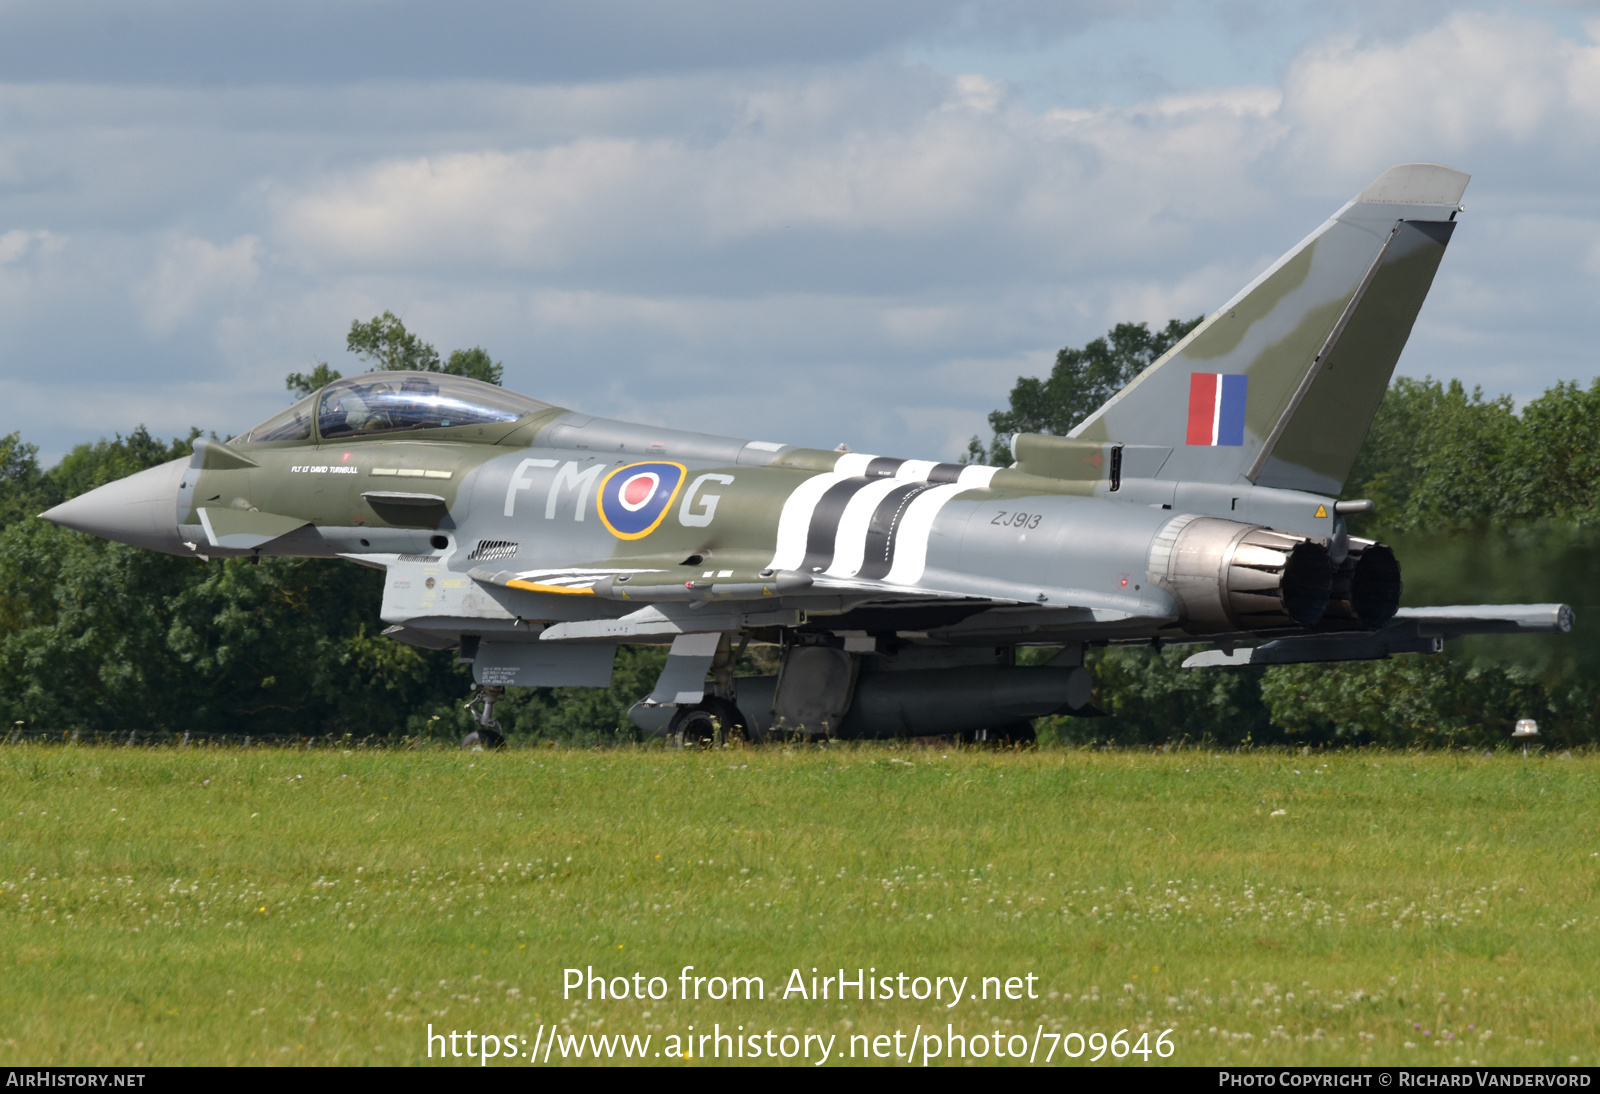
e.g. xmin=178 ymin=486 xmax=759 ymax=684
xmin=1357 ymin=163 xmax=1470 ymax=207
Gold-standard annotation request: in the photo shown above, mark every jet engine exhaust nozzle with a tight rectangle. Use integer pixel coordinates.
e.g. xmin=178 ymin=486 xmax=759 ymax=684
xmin=1151 ymin=515 xmax=1332 ymax=633
xmin=1324 ymin=539 xmax=1403 ymax=630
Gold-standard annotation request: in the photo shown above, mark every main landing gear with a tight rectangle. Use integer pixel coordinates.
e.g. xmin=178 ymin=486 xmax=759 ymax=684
xmin=462 ymin=686 xmax=506 ymax=750
xmin=667 ymin=634 xmax=749 ymax=747
xmin=668 ymin=695 xmax=747 ymax=747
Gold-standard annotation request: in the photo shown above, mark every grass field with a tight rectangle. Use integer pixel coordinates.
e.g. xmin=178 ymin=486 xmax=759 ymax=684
xmin=1 ymin=742 xmax=1597 ymax=1067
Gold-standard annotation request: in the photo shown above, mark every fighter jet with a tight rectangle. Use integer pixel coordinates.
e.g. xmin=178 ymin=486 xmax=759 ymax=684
xmin=42 ymin=162 xmax=1572 ymax=746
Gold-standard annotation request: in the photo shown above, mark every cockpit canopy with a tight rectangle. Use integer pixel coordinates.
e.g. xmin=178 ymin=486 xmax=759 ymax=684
xmin=237 ymin=372 xmax=553 ymax=444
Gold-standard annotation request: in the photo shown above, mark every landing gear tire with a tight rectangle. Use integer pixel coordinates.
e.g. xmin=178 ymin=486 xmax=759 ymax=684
xmin=463 ymin=728 xmax=505 ymax=751
xmin=669 ymin=697 xmax=747 ymax=747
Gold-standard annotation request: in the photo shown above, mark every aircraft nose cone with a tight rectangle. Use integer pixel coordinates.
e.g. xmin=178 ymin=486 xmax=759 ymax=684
xmin=40 ymin=456 xmax=188 ymax=554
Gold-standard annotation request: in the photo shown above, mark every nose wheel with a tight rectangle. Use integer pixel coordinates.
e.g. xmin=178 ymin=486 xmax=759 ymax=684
xmin=462 ymin=686 xmax=506 ymax=750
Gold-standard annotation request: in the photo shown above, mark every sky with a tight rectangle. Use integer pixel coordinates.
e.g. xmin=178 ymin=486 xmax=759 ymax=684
xmin=3 ymin=1 xmax=1600 ymax=464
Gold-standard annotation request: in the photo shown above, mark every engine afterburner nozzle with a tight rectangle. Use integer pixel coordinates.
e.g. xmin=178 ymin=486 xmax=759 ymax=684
xmin=1325 ymin=540 xmax=1403 ymax=630
xmin=39 ymin=457 xmax=188 ymax=555
xmin=1150 ymin=515 xmax=1332 ymax=633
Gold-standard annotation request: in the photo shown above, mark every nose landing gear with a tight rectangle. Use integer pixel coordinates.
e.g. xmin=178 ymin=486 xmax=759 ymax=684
xmin=462 ymin=686 xmax=506 ymax=750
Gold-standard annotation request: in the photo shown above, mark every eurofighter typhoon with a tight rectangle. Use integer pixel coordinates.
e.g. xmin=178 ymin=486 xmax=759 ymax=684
xmin=42 ymin=163 xmax=1572 ymax=746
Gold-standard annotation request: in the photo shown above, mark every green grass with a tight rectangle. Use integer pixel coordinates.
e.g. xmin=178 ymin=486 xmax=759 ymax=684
xmin=1 ymin=742 xmax=1597 ymax=1067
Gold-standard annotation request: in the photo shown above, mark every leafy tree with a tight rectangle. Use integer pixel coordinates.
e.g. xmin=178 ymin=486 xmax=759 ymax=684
xmin=0 ymin=433 xmax=46 ymax=527
xmin=1342 ymin=374 xmax=1600 ymax=536
xmin=0 ymin=515 xmax=480 ymax=741
xmin=347 ymin=311 xmax=441 ymax=372
xmin=0 ymin=427 xmax=203 ymax=736
xmin=286 ymin=362 xmax=343 ymax=398
xmin=1256 ymin=515 xmax=1600 ymax=748
xmin=0 ymin=422 xmax=484 ymax=741
xmin=1259 ymin=657 xmax=1568 ymax=749
xmin=1041 ymin=646 xmax=1278 ymax=747
xmin=1342 ymin=377 xmax=1520 ymax=536
xmin=967 ymin=317 xmax=1202 ymax=464
xmin=283 ymin=314 xmax=505 ymax=403
xmin=1500 ymin=378 xmax=1600 ymax=526
xmin=46 ymin=426 xmax=197 ymax=506
xmin=1250 ymin=378 xmax=1600 ymax=747
xmin=345 ymin=311 xmax=503 ymax=385
xmin=442 ymin=347 xmax=503 ymax=386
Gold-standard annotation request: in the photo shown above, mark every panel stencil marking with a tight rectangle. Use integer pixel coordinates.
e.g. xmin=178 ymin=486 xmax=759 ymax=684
xmin=863 ymin=456 xmax=907 ymax=479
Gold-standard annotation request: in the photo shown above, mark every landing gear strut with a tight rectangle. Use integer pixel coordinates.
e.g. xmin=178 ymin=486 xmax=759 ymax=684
xmin=462 ymin=686 xmax=506 ymax=750
xmin=666 ymin=634 xmax=749 ymax=746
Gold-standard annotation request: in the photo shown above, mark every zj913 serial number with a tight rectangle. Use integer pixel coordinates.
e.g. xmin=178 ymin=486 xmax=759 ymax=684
xmin=991 ymin=511 xmax=1044 ymax=529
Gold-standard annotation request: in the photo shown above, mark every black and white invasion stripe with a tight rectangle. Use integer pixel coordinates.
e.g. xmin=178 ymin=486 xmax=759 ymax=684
xmin=768 ymin=453 xmax=1000 ymax=585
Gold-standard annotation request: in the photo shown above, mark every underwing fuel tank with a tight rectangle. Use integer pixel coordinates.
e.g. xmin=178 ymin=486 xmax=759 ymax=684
xmin=833 ymin=665 xmax=1093 ymax=738
xmin=630 ymin=663 xmax=1096 ymax=740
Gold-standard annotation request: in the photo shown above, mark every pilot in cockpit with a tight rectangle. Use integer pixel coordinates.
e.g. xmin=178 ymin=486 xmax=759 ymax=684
xmin=396 ymin=376 xmax=442 ymax=429
xmin=318 ymin=387 xmax=355 ymax=436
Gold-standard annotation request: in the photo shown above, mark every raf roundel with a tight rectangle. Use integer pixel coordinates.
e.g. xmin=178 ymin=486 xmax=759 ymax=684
xmin=619 ymin=472 xmax=660 ymax=511
xmin=597 ymin=461 xmax=687 ymax=540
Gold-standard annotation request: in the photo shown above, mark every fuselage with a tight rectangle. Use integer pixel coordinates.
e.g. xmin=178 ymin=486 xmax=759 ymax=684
xmin=44 ymin=371 xmax=1368 ymax=657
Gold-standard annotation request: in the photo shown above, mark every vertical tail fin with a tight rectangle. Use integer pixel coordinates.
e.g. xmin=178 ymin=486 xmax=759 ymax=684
xmin=1069 ymin=163 xmax=1469 ymax=494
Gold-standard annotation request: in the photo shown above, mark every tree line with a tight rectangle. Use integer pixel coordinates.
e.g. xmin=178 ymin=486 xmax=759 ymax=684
xmin=2 ymin=314 xmax=1597 ymax=747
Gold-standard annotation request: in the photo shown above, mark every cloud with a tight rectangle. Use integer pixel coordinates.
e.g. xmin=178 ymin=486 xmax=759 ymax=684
xmin=271 ymin=68 xmax=1297 ymax=296
xmin=5 ymin=6 xmax=1600 ymax=466
xmin=0 ymin=0 xmax=1141 ymax=85
xmin=131 ymin=234 xmax=260 ymax=334
xmin=0 ymin=229 xmax=62 ymax=265
xmin=0 ymin=373 xmax=272 ymax=441
xmin=1283 ymin=10 xmax=1600 ymax=178
xmin=1102 ymin=259 xmax=1264 ymax=330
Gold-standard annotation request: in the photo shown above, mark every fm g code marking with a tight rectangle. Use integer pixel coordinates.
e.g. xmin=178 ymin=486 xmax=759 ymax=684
xmin=597 ymin=461 xmax=686 ymax=540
